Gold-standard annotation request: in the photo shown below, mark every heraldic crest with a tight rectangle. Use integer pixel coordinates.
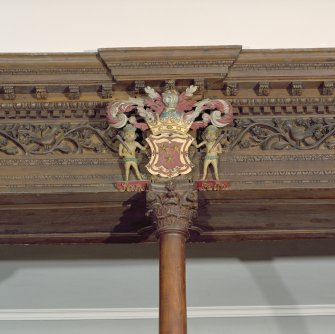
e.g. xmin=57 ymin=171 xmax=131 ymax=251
xmin=107 ymin=85 xmax=233 ymax=181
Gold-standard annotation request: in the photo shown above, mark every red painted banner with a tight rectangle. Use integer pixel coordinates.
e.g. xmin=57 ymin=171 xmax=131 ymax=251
xmin=195 ymin=180 xmax=230 ymax=191
xmin=115 ymin=181 xmax=150 ymax=192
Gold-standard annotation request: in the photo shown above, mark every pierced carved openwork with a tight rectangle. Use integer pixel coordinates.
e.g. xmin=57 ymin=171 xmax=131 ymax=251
xmin=231 ymin=117 xmax=335 ymax=150
xmin=0 ymin=123 xmax=118 ymax=155
xmin=0 ymin=117 xmax=333 ymax=156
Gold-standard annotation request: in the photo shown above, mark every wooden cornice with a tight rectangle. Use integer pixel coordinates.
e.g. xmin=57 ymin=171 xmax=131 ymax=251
xmin=0 ymin=45 xmax=334 ymax=245
xmin=98 ymin=45 xmax=242 ymax=81
xmin=1 ymin=46 xmax=335 ymax=92
xmin=0 ymin=53 xmax=111 ymax=87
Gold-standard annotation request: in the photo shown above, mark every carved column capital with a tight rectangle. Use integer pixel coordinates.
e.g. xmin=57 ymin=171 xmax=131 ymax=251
xmin=146 ymin=181 xmax=198 ymax=238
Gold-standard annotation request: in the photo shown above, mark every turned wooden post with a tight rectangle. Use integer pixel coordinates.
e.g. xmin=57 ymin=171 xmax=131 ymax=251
xmin=147 ymin=181 xmax=198 ymax=334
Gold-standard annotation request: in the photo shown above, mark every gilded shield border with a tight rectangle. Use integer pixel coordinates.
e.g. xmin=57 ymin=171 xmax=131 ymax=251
xmin=146 ymin=134 xmax=194 ymax=178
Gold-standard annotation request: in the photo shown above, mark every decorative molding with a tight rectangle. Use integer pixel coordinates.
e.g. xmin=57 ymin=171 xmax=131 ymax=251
xmin=0 ymin=101 xmax=106 ymax=110
xmin=98 ymin=46 xmax=242 ymax=81
xmin=134 ymin=80 xmax=145 ymax=96
xmin=222 ymin=153 xmax=335 ymax=163
xmin=104 ymin=60 xmax=234 ymax=69
xmin=233 ymin=62 xmax=335 ymax=71
xmin=321 ymin=81 xmax=334 ymax=96
xmin=101 ymin=84 xmax=113 ymax=99
xmin=290 ymin=81 xmax=303 ymax=96
xmin=0 ymin=98 xmax=334 ymax=121
xmin=68 ymin=85 xmax=80 ymax=100
xmin=229 ymin=97 xmax=335 ymax=106
xmin=257 ymin=82 xmax=270 ymax=96
xmin=0 ymin=68 xmax=106 ymax=75
xmin=0 ymin=101 xmax=107 ymax=120
xmin=194 ymin=78 xmax=204 ymax=94
xmin=146 ymin=182 xmax=198 ymax=236
xmin=35 ymin=86 xmax=48 ymax=100
xmin=0 ymin=157 xmax=117 ymax=167
xmin=3 ymin=86 xmax=15 ymax=100
xmin=224 ymin=82 xmax=239 ymax=96
xmin=165 ymin=79 xmax=175 ymax=90
xmin=229 ymin=99 xmax=335 ymax=117
xmin=0 ymin=305 xmax=334 ymax=321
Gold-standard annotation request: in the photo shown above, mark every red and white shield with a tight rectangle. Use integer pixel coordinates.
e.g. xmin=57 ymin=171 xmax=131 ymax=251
xmin=146 ymin=134 xmax=194 ymax=178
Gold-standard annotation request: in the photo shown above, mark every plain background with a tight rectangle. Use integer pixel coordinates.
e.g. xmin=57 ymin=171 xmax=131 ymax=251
xmin=1 ymin=0 xmax=335 ymax=52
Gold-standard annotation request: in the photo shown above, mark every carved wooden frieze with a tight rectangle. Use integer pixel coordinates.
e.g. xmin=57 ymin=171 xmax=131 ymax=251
xmin=0 ymin=116 xmax=333 ymax=158
xmin=0 ymin=45 xmax=334 ymax=244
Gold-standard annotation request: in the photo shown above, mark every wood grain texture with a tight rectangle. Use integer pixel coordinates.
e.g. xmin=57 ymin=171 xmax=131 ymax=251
xmin=159 ymin=232 xmax=187 ymax=334
xmin=0 ymin=45 xmax=334 ymax=244
xmin=0 ymin=188 xmax=333 ymax=244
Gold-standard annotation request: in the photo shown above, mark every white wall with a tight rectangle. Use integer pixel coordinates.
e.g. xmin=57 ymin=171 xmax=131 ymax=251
xmin=0 ymin=241 xmax=335 ymax=333
xmin=2 ymin=0 xmax=335 ymax=52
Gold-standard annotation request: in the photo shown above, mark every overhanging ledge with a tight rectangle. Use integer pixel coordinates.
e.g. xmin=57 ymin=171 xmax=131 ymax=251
xmin=0 ymin=45 xmax=334 ymax=245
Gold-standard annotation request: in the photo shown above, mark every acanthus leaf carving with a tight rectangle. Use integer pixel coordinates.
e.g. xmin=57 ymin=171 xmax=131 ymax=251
xmin=146 ymin=181 xmax=198 ymax=237
xmin=0 ymin=122 xmax=119 ymax=155
xmin=229 ymin=117 xmax=335 ymax=151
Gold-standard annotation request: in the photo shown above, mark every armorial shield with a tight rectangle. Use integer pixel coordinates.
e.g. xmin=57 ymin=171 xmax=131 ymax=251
xmin=146 ymin=134 xmax=194 ymax=178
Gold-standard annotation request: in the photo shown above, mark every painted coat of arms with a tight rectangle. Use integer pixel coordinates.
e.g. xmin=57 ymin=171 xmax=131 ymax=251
xmin=107 ymin=85 xmax=233 ymax=180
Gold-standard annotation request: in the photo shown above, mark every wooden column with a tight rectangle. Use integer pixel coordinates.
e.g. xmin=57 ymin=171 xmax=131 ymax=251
xmin=147 ymin=181 xmax=198 ymax=334
xmin=159 ymin=229 xmax=187 ymax=333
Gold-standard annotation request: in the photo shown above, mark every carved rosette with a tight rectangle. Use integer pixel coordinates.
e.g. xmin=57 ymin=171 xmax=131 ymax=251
xmin=146 ymin=182 xmax=198 ymax=237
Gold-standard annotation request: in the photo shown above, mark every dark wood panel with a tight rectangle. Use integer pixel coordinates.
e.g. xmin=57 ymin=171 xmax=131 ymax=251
xmin=0 ymin=189 xmax=333 ymax=244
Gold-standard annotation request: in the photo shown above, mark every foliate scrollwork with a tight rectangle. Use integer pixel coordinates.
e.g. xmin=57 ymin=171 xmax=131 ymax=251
xmin=0 ymin=117 xmax=334 ymax=156
xmin=146 ymin=182 xmax=198 ymax=236
xmin=0 ymin=123 xmax=118 ymax=155
xmin=229 ymin=117 xmax=335 ymax=150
